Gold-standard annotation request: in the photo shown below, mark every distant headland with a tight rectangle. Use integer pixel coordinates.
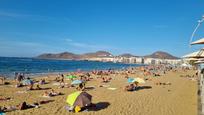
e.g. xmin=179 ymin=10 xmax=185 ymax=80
xmin=36 ymin=51 xmax=180 ymax=65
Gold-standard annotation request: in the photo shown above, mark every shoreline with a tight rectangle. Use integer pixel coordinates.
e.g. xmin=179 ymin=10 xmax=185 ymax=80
xmin=1 ymin=59 xmax=145 ymax=79
xmin=13 ymin=65 xmax=147 ymax=80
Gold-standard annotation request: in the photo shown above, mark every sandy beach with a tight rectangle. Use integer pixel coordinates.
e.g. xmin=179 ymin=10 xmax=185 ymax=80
xmin=0 ymin=68 xmax=197 ymax=115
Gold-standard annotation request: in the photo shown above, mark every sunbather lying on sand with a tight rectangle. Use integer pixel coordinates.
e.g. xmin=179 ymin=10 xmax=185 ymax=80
xmin=0 ymin=97 xmax=12 ymax=101
xmin=55 ymin=76 xmax=61 ymax=82
xmin=1 ymin=100 xmax=54 ymax=112
xmin=80 ymin=75 xmax=91 ymax=82
xmin=39 ymin=79 xmax=46 ymax=85
xmin=101 ymin=77 xmax=111 ymax=83
xmin=1 ymin=101 xmax=39 ymax=112
xmin=153 ymin=73 xmax=160 ymax=76
xmin=42 ymin=89 xmax=62 ymax=97
xmin=180 ymin=75 xmax=195 ymax=78
xmin=155 ymin=82 xmax=171 ymax=85
xmin=124 ymin=84 xmax=135 ymax=91
xmin=26 ymin=84 xmax=50 ymax=91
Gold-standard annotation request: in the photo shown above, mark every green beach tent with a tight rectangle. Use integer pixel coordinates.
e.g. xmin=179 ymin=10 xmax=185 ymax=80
xmin=66 ymin=91 xmax=92 ymax=107
xmin=66 ymin=75 xmax=77 ymax=79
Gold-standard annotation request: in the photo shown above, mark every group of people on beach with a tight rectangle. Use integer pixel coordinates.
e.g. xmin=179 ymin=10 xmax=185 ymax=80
xmin=1 ymin=64 xmax=189 ymax=113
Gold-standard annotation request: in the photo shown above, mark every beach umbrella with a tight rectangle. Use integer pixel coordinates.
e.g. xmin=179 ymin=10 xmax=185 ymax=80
xmin=134 ymin=78 xmax=145 ymax=84
xmin=22 ymin=79 xmax=34 ymax=85
xmin=182 ymin=51 xmax=200 ymax=58
xmin=127 ymin=78 xmax=135 ymax=83
xmin=71 ymin=80 xmax=83 ymax=85
xmin=66 ymin=75 xmax=77 ymax=79
xmin=182 ymin=50 xmax=204 ymax=58
xmin=183 ymin=58 xmax=199 ymax=61
xmin=194 ymin=60 xmax=204 ymax=64
xmin=66 ymin=91 xmax=92 ymax=107
xmin=191 ymin=38 xmax=204 ymax=45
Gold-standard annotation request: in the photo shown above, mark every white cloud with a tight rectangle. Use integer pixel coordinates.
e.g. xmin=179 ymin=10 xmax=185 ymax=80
xmin=65 ymin=39 xmax=108 ymax=50
xmin=64 ymin=38 xmax=116 ymax=50
xmin=65 ymin=38 xmax=73 ymax=42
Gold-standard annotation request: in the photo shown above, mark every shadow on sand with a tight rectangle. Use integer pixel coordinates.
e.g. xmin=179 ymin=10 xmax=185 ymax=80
xmin=88 ymin=102 xmax=110 ymax=111
xmin=84 ymin=86 xmax=95 ymax=91
xmin=0 ymin=82 xmax=10 ymax=86
xmin=31 ymin=87 xmax=52 ymax=91
xmin=135 ymin=86 xmax=152 ymax=91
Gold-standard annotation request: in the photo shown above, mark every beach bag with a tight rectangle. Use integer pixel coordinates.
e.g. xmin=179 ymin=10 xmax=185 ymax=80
xmin=75 ymin=106 xmax=81 ymax=113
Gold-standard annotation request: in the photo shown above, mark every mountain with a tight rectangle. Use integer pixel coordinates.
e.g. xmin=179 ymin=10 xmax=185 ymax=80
xmin=37 ymin=51 xmax=179 ymax=60
xmin=119 ymin=53 xmax=138 ymax=58
xmin=37 ymin=51 xmax=113 ymax=60
xmin=145 ymin=51 xmax=179 ymax=59
xmin=82 ymin=51 xmax=113 ymax=58
xmin=37 ymin=52 xmax=80 ymax=60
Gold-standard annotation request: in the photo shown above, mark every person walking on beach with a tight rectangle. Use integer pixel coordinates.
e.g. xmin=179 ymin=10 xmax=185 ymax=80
xmin=0 ymin=75 xmax=5 ymax=84
xmin=15 ymin=73 xmax=25 ymax=83
xmin=60 ymin=74 xmax=65 ymax=86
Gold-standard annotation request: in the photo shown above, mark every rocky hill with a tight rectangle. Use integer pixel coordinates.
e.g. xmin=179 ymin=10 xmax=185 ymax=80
xmin=144 ymin=51 xmax=179 ymax=59
xmin=37 ymin=51 xmax=113 ymax=60
xmin=37 ymin=52 xmax=80 ymax=60
xmin=37 ymin=51 xmax=179 ymax=60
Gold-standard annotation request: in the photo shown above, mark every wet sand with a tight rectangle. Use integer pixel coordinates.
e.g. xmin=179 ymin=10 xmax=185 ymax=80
xmin=0 ymin=69 xmax=197 ymax=115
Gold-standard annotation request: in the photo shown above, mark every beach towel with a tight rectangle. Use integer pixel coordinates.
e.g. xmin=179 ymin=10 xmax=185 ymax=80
xmin=52 ymin=83 xmax=61 ymax=86
xmin=101 ymin=85 xmax=110 ymax=88
xmin=16 ymin=91 xmax=27 ymax=94
xmin=107 ymin=88 xmax=117 ymax=90
xmin=87 ymin=86 xmax=95 ymax=88
xmin=41 ymin=95 xmax=51 ymax=98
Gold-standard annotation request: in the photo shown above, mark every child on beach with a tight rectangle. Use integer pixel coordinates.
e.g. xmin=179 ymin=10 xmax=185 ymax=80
xmin=0 ymin=97 xmax=11 ymax=101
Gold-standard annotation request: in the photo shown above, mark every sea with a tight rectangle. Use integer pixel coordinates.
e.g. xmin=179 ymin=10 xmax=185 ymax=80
xmin=0 ymin=57 xmax=144 ymax=78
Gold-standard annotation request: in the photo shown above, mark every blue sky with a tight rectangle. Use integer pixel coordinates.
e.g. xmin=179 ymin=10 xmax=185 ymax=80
xmin=0 ymin=0 xmax=204 ymax=57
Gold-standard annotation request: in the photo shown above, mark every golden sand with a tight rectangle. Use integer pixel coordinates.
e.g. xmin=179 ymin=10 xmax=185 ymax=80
xmin=0 ymin=69 xmax=197 ymax=115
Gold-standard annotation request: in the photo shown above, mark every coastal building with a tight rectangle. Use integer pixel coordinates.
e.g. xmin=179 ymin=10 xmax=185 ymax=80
xmin=87 ymin=56 xmax=181 ymax=65
xmin=144 ymin=58 xmax=181 ymax=65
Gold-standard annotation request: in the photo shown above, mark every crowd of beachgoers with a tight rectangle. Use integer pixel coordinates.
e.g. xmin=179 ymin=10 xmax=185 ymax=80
xmin=0 ymin=64 xmax=198 ymax=114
